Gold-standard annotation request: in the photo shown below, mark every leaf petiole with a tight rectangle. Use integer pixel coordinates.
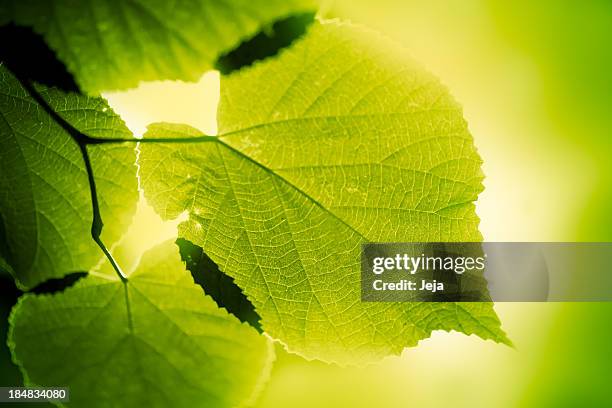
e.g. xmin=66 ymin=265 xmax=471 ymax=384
xmin=14 ymin=76 xmax=128 ymax=282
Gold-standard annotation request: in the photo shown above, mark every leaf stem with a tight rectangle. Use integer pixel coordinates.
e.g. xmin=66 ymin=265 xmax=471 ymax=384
xmin=85 ymin=135 xmax=218 ymax=144
xmin=79 ymin=142 xmax=128 ymax=282
xmin=13 ymin=73 xmax=220 ymax=282
xmin=15 ymin=77 xmax=127 ymax=282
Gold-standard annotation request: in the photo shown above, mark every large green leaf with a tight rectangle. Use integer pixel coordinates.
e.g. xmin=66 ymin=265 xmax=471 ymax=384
xmin=139 ymin=21 xmax=509 ymax=364
xmin=0 ymin=65 xmax=138 ymax=289
xmin=9 ymin=240 xmax=272 ymax=408
xmin=1 ymin=0 xmax=316 ymax=94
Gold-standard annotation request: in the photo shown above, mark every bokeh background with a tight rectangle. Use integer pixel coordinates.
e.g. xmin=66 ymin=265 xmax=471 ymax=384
xmin=3 ymin=1 xmax=611 ymax=407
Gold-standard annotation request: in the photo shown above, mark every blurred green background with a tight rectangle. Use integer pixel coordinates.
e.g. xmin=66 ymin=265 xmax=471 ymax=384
xmin=3 ymin=1 xmax=612 ymax=407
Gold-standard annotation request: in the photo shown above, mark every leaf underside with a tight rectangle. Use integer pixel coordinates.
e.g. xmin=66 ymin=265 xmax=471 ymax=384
xmin=140 ymin=21 xmax=509 ymax=364
xmin=9 ymin=240 xmax=272 ymax=408
xmin=0 ymin=65 xmax=138 ymax=290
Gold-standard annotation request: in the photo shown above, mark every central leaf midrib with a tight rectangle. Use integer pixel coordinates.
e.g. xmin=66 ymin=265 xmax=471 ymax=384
xmin=215 ymin=137 xmax=368 ymax=241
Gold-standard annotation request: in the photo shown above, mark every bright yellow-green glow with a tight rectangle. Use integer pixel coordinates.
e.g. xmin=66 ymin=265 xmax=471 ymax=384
xmin=101 ymin=72 xmax=219 ymax=272
xmin=331 ymin=0 xmax=600 ymax=242
xmin=104 ymin=71 xmax=220 ymax=137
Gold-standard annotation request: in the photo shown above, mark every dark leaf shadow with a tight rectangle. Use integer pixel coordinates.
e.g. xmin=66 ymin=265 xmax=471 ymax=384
xmin=215 ymin=12 xmax=315 ymax=75
xmin=176 ymin=238 xmax=262 ymax=332
xmin=0 ymin=23 xmax=80 ymax=93
xmin=29 ymin=272 xmax=87 ymax=295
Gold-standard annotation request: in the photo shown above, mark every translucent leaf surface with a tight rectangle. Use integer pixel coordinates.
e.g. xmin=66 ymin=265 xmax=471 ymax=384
xmin=139 ymin=21 xmax=509 ymax=364
xmin=0 ymin=65 xmax=138 ymax=289
xmin=1 ymin=0 xmax=316 ymax=93
xmin=9 ymin=240 xmax=272 ymax=408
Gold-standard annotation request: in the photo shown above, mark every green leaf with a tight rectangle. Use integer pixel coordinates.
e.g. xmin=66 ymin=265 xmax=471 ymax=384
xmin=9 ymin=240 xmax=273 ymax=408
xmin=0 ymin=65 xmax=138 ymax=289
xmin=0 ymin=257 xmax=12 ymax=276
xmin=139 ymin=21 xmax=509 ymax=364
xmin=1 ymin=0 xmax=317 ymax=94
xmin=0 ymin=220 xmax=13 ymax=277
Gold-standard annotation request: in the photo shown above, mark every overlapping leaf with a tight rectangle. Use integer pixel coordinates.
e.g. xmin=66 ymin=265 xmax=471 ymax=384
xmin=9 ymin=240 xmax=272 ymax=408
xmin=0 ymin=65 xmax=138 ymax=289
xmin=139 ymin=21 xmax=509 ymax=364
xmin=0 ymin=0 xmax=316 ymax=93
